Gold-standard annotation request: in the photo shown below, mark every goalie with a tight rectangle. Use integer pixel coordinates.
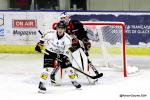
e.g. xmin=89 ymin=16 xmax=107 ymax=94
xmin=53 ymin=11 xmax=91 ymax=56
xmin=53 ymin=12 xmax=103 ymax=84
xmin=35 ymin=21 xmax=81 ymax=93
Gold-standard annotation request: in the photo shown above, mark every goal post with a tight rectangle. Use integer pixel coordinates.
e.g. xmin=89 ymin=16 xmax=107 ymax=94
xmin=82 ymin=21 xmax=127 ymax=77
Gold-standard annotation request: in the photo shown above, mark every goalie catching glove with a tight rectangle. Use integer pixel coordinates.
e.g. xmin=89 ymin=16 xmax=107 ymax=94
xmin=35 ymin=40 xmax=44 ymax=53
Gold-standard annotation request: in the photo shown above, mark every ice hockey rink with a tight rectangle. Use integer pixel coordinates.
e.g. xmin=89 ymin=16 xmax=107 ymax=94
xmin=0 ymin=54 xmax=149 ymax=100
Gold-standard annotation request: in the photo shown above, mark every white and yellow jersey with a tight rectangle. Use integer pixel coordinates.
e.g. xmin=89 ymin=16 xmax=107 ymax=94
xmin=41 ymin=30 xmax=72 ymax=55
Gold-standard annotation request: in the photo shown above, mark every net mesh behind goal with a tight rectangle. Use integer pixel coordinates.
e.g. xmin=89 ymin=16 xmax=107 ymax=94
xmin=83 ymin=22 xmax=127 ymax=77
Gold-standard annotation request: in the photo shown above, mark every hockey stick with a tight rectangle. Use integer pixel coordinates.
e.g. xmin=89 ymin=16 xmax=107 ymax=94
xmin=41 ymin=50 xmax=102 ymax=79
xmin=38 ymin=30 xmax=42 ymax=35
xmin=38 ymin=30 xmax=46 ymax=38
xmin=38 ymin=30 xmax=102 ymax=79
xmin=70 ymin=65 xmax=103 ymax=79
xmin=88 ymin=60 xmax=99 ymax=75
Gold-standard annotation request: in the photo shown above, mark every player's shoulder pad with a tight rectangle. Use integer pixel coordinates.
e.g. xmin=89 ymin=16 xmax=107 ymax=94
xmin=69 ymin=20 xmax=83 ymax=28
xmin=42 ymin=29 xmax=56 ymax=39
xmin=70 ymin=19 xmax=80 ymax=23
xmin=46 ymin=29 xmax=56 ymax=34
xmin=65 ymin=32 xmax=72 ymax=41
xmin=45 ymin=30 xmax=56 ymax=36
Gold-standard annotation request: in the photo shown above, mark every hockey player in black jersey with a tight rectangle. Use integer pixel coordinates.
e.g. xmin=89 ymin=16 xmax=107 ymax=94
xmin=53 ymin=12 xmax=91 ymax=56
xmin=58 ymin=12 xmax=102 ymax=84
xmin=52 ymin=12 xmax=103 ymax=85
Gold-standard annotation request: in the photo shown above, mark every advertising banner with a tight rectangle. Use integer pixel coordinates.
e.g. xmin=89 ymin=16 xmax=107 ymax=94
xmin=70 ymin=12 xmax=150 ymax=45
xmin=0 ymin=11 xmax=150 ymax=45
xmin=0 ymin=14 xmax=4 ymax=36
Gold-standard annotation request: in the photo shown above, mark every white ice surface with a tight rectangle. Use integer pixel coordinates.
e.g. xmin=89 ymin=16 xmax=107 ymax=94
xmin=0 ymin=54 xmax=150 ymax=100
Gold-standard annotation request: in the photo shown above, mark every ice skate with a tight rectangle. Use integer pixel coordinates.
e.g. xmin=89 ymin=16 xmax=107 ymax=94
xmin=38 ymin=82 xmax=46 ymax=93
xmin=71 ymin=81 xmax=81 ymax=89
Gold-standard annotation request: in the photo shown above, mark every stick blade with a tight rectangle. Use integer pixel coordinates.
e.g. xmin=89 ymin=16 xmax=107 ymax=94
xmin=92 ymin=73 xmax=103 ymax=79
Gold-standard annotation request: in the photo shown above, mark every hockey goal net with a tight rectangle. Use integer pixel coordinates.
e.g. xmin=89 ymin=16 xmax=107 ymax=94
xmin=54 ymin=21 xmax=138 ymax=81
xmin=82 ymin=21 xmax=127 ymax=77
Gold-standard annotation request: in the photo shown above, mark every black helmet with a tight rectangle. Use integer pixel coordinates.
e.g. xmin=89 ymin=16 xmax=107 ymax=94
xmin=57 ymin=21 xmax=66 ymax=28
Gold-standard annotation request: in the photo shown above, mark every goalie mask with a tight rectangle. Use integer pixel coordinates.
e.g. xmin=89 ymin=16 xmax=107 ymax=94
xmin=60 ymin=11 xmax=70 ymax=24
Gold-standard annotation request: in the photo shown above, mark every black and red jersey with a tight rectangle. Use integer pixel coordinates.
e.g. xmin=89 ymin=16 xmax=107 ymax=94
xmin=53 ymin=20 xmax=88 ymax=41
xmin=66 ymin=20 xmax=88 ymax=41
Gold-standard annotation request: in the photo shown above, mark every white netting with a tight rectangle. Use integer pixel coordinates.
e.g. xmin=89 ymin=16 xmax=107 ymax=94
xmin=0 ymin=18 xmax=4 ymax=26
xmin=97 ymin=25 xmax=123 ymax=67
xmin=83 ymin=22 xmax=138 ymax=77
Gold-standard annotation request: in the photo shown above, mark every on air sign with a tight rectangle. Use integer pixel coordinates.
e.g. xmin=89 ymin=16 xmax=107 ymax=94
xmin=12 ymin=20 xmax=37 ymax=28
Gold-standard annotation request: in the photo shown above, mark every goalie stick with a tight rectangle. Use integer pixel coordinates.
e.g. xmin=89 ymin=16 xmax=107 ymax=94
xmin=70 ymin=65 xmax=103 ymax=79
xmin=38 ymin=30 xmax=103 ymax=79
xmin=88 ymin=60 xmax=99 ymax=75
xmin=41 ymin=49 xmax=103 ymax=79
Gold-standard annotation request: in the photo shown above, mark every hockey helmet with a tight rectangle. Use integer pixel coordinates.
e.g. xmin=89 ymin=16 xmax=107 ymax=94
xmin=60 ymin=12 xmax=70 ymax=24
xmin=57 ymin=21 xmax=66 ymax=28
xmin=60 ymin=11 xmax=69 ymax=18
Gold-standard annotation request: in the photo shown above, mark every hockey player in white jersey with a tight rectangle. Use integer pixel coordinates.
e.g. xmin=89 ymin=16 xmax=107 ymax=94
xmin=35 ymin=21 xmax=81 ymax=93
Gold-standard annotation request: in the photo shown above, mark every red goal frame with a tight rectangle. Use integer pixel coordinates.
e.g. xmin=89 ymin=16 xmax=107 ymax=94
xmin=53 ymin=22 xmax=127 ymax=77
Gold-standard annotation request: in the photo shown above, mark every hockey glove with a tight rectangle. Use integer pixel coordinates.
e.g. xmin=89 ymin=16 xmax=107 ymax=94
xmin=60 ymin=55 xmax=72 ymax=69
xmin=35 ymin=40 xmax=44 ymax=53
xmin=69 ymin=38 xmax=80 ymax=52
xmin=82 ymin=38 xmax=91 ymax=50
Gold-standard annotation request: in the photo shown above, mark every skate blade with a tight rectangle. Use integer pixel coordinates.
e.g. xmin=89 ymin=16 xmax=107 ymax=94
xmin=76 ymin=87 xmax=82 ymax=90
xmin=38 ymin=90 xmax=46 ymax=94
xmin=51 ymin=82 xmax=61 ymax=86
xmin=89 ymin=81 xmax=98 ymax=85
